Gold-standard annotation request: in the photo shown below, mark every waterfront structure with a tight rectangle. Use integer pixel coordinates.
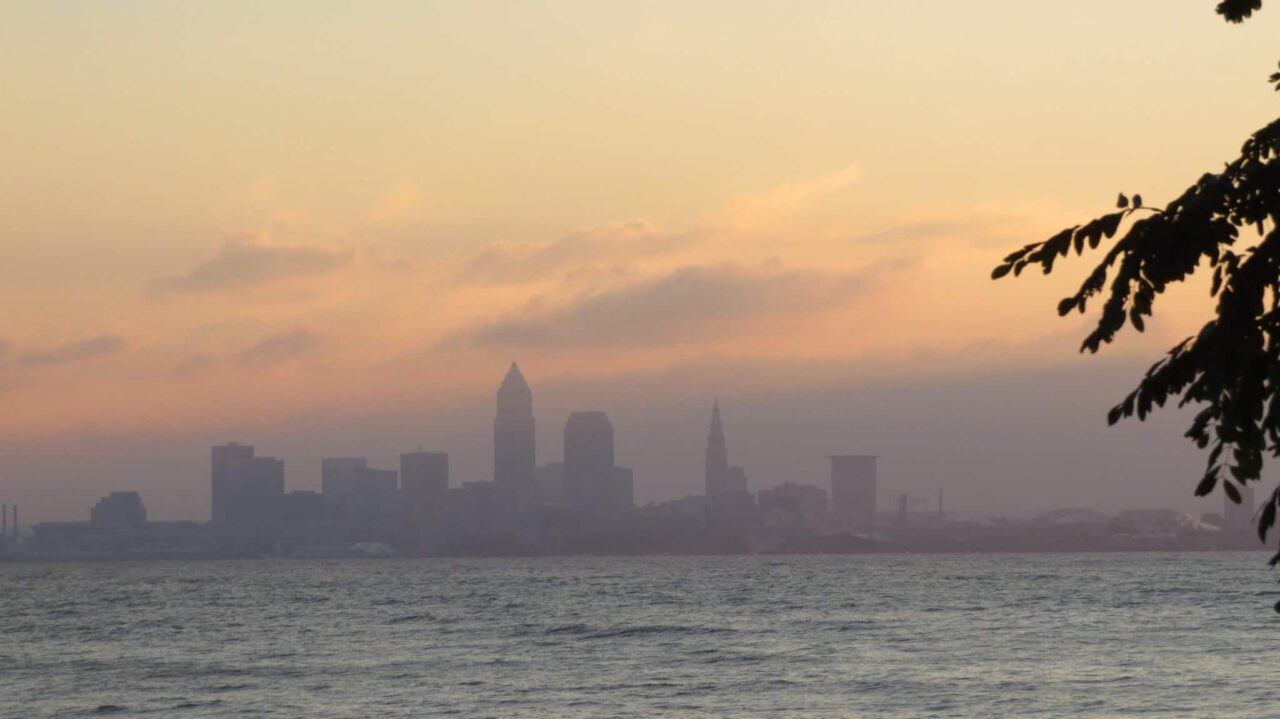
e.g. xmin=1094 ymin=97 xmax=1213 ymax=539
xmin=494 ymin=362 xmax=536 ymax=505
xmin=830 ymin=455 xmax=878 ymax=532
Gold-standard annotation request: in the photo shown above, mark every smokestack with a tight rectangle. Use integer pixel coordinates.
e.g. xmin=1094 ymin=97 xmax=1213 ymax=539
xmin=2 ymin=504 xmax=6 ymax=536
xmin=11 ymin=505 xmax=16 ymax=540
xmin=938 ymin=488 xmax=943 ymax=520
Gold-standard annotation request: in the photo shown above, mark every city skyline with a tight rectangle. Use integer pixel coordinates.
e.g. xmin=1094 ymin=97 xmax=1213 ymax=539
xmin=0 ymin=356 xmax=1242 ymax=526
xmin=6 ymin=4 xmax=1279 ymax=717
xmin=0 ymin=360 xmax=1257 ymax=533
xmin=11 ymin=361 xmax=1260 ymax=560
xmin=4 ymin=2 xmax=1280 ymax=527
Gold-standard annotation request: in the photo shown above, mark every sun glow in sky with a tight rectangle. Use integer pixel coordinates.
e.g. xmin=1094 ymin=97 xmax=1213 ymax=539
xmin=3 ymin=1 xmax=1279 ymax=521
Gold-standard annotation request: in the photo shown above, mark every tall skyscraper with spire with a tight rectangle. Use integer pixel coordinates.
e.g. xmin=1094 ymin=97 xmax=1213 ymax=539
xmin=706 ymin=399 xmax=729 ymax=495
xmin=705 ymin=399 xmax=747 ymax=497
xmin=494 ymin=362 xmax=536 ymax=501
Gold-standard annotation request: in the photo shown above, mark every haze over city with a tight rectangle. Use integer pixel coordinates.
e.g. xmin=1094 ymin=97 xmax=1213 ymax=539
xmin=13 ymin=2 xmax=1280 ymax=717
xmin=3 ymin=1 xmax=1279 ymax=526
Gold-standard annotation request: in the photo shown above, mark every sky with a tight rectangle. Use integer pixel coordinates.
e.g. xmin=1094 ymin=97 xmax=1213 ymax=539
xmin=2 ymin=1 xmax=1279 ymax=523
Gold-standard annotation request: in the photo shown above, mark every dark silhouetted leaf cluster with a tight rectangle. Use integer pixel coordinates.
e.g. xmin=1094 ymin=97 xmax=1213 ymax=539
xmin=1218 ymin=0 xmax=1264 ymax=22
xmin=996 ymin=2 xmax=1280 ymax=606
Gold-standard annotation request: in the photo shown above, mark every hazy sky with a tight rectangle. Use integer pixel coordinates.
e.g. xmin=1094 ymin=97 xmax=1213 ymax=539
xmin=3 ymin=1 xmax=1279 ymax=523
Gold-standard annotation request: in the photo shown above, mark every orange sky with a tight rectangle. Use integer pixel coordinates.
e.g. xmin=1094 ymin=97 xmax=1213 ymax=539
xmin=2 ymin=1 xmax=1278 ymax=520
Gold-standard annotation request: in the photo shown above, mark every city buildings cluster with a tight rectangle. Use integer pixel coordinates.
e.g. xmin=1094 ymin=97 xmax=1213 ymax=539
xmin=4 ymin=364 xmax=1265 ymax=559
xmin=16 ymin=364 xmax=882 ymax=558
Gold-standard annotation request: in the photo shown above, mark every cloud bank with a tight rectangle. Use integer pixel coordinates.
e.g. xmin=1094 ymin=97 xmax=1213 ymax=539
xmin=462 ymin=220 xmax=680 ymax=285
xmin=469 ymin=263 xmax=863 ymax=347
xmin=21 ymin=335 xmax=126 ymax=367
xmin=151 ymin=236 xmax=351 ymax=296
xmin=240 ymin=329 xmax=322 ymax=367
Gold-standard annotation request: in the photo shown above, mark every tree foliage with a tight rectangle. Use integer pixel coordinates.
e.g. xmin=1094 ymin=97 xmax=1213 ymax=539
xmin=994 ymin=1 xmax=1280 ymax=589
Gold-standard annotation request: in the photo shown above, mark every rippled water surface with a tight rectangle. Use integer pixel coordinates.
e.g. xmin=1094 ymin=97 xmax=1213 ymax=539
xmin=2 ymin=553 xmax=1277 ymax=718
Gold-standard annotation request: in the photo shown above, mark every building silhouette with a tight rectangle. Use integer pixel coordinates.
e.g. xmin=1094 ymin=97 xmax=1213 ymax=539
xmin=321 ymin=457 xmax=398 ymax=525
xmin=211 ymin=442 xmax=284 ymax=535
xmin=830 ymin=455 xmax=878 ymax=532
xmin=564 ymin=411 xmax=614 ymax=507
xmin=560 ymin=411 xmax=635 ymax=514
xmin=705 ymin=400 xmax=747 ymax=496
xmin=401 ymin=451 xmax=449 ymax=539
xmin=703 ymin=400 xmax=756 ymax=533
xmin=758 ymin=482 xmax=827 ymax=532
xmin=536 ymin=461 xmax=566 ymax=503
xmin=9 ymin=364 xmax=939 ymax=559
xmin=611 ymin=466 xmax=635 ymax=513
xmin=90 ymin=491 xmax=147 ymax=529
xmin=281 ymin=490 xmax=326 ymax=526
xmin=706 ymin=399 xmax=728 ymax=494
xmin=494 ymin=362 xmax=536 ymax=505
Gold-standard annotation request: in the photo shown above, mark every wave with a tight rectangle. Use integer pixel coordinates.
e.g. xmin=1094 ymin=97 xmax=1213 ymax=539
xmin=535 ymin=623 xmax=735 ymax=640
xmin=386 ymin=612 xmax=435 ymax=624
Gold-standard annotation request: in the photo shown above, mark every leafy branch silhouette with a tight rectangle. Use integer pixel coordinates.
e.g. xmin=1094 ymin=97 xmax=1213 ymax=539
xmin=994 ymin=1 xmax=1280 ymax=597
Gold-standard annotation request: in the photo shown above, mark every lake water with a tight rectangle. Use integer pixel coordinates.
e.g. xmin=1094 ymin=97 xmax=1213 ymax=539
xmin=2 ymin=553 xmax=1277 ymax=718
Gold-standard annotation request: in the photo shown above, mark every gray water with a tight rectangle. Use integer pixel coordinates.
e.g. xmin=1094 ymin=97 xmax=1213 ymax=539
xmin=1 ymin=553 xmax=1276 ymax=718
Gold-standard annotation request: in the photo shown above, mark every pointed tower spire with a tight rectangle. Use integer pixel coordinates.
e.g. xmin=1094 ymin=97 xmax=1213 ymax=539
xmin=495 ymin=362 xmax=536 ymax=499
xmin=497 ymin=361 xmax=532 ymax=418
xmin=501 ymin=361 xmax=526 ymax=388
xmin=706 ymin=398 xmax=728 ymax=495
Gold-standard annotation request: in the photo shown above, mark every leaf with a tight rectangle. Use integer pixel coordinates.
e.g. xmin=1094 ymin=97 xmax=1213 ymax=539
xmin=1133 ymin=194 xmax=1143 ymax=209
xmin=1259 ymin=498 xmax=1277 ymax=541
xmin=1208 ymin=442 xmax=1225 ymax=467
xmin=1194 ymin=466 xmax=1219 ymax=496
xmin=991 ymin=264 xmax=1012 ymax=280
xmin=1217 ymin=0 xmax=1263 ymax=24
xmin=1099 ymin=212 xmax=1124 ymax=239
xmin=1224 ymin=480 xmax=1242 ymax=504
xmin=1117 ymin=193 xmax=1129 ymax=209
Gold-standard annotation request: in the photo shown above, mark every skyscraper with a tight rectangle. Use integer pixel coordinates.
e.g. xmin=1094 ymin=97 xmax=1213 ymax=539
xmin=211 ymin=442 xmax=285 ymax=535
xmin=321 ymin=457 xmax=399 ymax=525
xmin=830 ymin=455 xmax=878 ymax=532
xmin=705 ymin=400 xmax=747 ymax=496
xmin=564 ymin=411 xmax=615 ymax=509
xmin=706 ymin=399 xmax=728 ymax=495
xmin=401 ymin=451 xmax=449 ymax=528
xmin=494 ymin=362 xmax=536 ymax=502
